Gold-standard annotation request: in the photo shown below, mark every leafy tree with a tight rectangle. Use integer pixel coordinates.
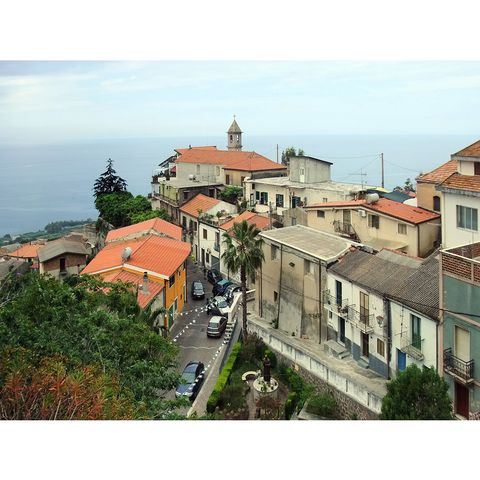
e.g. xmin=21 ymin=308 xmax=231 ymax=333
xmin=219 ymin=185 xmax=243 ymax=204
xmin=394 ymin=178 xmax=416 ymax=193
xmin=281 ymin=146 xmax=305 ymax=165
xmin=380 ymin=364 xmax=453 ymax=420
xmin=221 ymin=221 xmax=265 ymax=338
xmin=0 ymin=272 xmax=180 ymax=418
xmin=129 ymin=209 xmax=169 ymax=225
xmin=93 ymin=158 xmax=128 ymax=198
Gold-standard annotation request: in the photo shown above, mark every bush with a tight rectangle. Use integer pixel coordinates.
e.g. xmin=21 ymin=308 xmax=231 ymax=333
xmin=284 ymin=391 xmax=298 ymax=419
xmin=217 ymin=383 xmax=246 ymax=411
xmin=206 ymin=342 xmax=242 ymax=413
xmin=306 ymin=393 xmax=337 ymax=418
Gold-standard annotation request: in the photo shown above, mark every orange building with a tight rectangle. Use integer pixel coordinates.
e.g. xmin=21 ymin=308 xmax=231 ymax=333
xmin=82 ymin=234 xmax=191 ymax=329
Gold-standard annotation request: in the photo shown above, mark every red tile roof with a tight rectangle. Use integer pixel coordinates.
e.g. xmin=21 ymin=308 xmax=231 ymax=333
xmin=102 ymin=270 xmax=164 ymax=309
xmin=179 ymin=193 xmax=221 ymax=219
xmin=416 ymin=159 xmax=458 ymax=184
xmin=176 ymin=146 xmax=217 ymax=154
xmin=7 ymin=244 xmax=42 ymax=259
xmin=306 ymin=198 xmax=440 ymax=225
xmin=106 ymin=217 xmax=182 ymax=243
xmin=220 ymin=211 xmax=270 ymax=232
xmin=174 ymin=147 xmax=286 ymax=172
xmin=453 ymin=140 xmax=480 ymax=158
xmin=439 ymin=172 xmax=480 ymax=193
xmin=82 ymin=234 xmax=191 ymax=278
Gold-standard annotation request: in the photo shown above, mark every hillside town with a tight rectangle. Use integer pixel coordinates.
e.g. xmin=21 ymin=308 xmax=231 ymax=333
xmin=2 ymin=117 xmax=480 ymax=421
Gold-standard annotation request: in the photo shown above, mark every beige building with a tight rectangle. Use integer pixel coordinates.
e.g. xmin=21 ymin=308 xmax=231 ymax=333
xmin=303 ymin=195 xmax=441 ymax=258
xmin=256 ymin=225 xmax=356 ymax=343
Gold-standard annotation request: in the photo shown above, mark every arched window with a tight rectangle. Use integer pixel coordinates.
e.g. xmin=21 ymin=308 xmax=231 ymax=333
xmin=230 ymin=135 xmax=233 ymax=142
xmin=433 ymin=195 xmax=440 ymax=212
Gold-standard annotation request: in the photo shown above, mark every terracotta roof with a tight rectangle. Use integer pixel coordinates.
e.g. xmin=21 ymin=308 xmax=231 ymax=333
xmin=82 ymin=234 xmax=191 ymax=278
xmin=102 ymin=270 xmax=164 ymax=309
xmin=220 ymin=211 xmax=270 ymax=232
xmin=453 ymin=140 xmax=480 ymax=158
xmin=106 ymin=217 xmax=182 ymax=243
xmin=175 ymin=146 xmax=217 ymax=155
xmin=306 ymin=197 xmax=440 ymax=225
xmin=180 ymin=193 xmax=221 ymax=219
xmin=439 ymin=172 xmax=480 ymax=193
xmin=7 ymin=244 xmax=42 ymax=259
xmin=174 ymin=148 xmax=286 ymax=172
xmin=416 ymin=159 xmax=458 ymax=184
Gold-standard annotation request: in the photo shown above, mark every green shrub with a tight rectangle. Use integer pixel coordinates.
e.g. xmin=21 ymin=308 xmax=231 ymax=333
xmin=217 ymin=383 xmax=246 ymax=411
xmin=306 ymin=393 xmax=337 ymax=418
xmin=206 ymin=342 xmax=242 ymax=413
xmin=284 ymin=391 xmax=298 ymax=419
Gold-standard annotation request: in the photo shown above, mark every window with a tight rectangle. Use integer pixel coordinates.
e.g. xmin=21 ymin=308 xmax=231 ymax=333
xmin=59 ymin=258 xmax=66 ymax=272
xmin=169 ymin=275 xmax=175 ymax=287
xmin=226 ymin=174 xmax=231 ymax=185
xmin=206 ymin=252 xmax=210 ymax=263
xmin=411 ymin=314 xmax=421 ymax=350
xmin=215 ymin=232 xmax=220 ymax=245
xmin=292 ymin=196 xmax=301 ymax=208
xmin=433 ymin=195 xmax=440 ymax=212
xmin=193 ymin=221 xmax=197 ymax=232
xmin=323 ymin=198 xmax=328 ymax=203
xmin=359 ymin=292 xmax=369 ymax=324
xmin=183 ymin=191 xmax=189 ymax=201
xmin=475 ymin=163 xmax=480 ymax=175
xmin=251 ymin=183 xmax=255 ymax=190
xmin=182 ymin=216 xmax=187 ymax=228
xmin=368 ymin=214 xmax=380 ymax=229
xmin=398 ymin=223 xmax=407 ymax=235
xmin=196 ymin=164 xmax=200 ymax=174
xmin=260 ymin=192 xmax=268 ymax=205
xmin=230 ymin=134 xmax=233 ymax=141
xmin=271 ymin=245 xmax=279 ymax=260
xmin=304 ymin=259 xmax=314 ymax=275
xmin=276 ymin=194 xmax=284 ymax=207
xmin=215 ymin=166 xmax=220 ymax=176
xmin=317 ymin=210 xmax=325 ymax=218
xmin=203 ymin=229 xmax=207 ymax=239
xmin=255 ymin=191 xmax=260 ymax=201
xmin=377 ymin=339 xmax=385 ymax=357
xmin=335 ymin=280 xmax=342 ymax=306
xmin=209 ymin=188 xmax=215 ymax=197
xmin=456 ymin=205 xmax=478 ymax=230
xmin=274 ymin=291 xmax=278 ymax=302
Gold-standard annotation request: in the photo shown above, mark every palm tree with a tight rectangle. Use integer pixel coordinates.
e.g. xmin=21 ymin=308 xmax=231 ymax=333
xmin=221 ymin=220 xmax=265 ymax=337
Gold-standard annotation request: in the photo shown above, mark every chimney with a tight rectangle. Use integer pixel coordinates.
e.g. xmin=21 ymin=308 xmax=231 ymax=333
xmin=142 ymin=271 xmax=149 ymax=294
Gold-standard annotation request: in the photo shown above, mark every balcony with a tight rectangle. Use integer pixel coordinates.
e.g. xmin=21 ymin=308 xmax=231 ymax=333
xmin=323 ymin=292 xmax=349 ymax=315
xmin=213 ymin=243 xmax=220 ymax=252
xmin=346 ymin=305 xmax=374 ymax=334
xmin=400 ymin=334 xmax=424 ymax=361
xmin=444 ymin=348 xmax=474 ymax=383
xmin=333 ymin=220 xmax=361 ymax=242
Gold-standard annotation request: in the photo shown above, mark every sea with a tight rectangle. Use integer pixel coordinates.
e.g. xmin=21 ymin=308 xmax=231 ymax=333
xmin=0 ymin=134 xmax=476 ymax=237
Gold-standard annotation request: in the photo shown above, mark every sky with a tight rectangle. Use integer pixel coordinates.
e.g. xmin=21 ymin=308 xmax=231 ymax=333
xmin=1 ymin=61 xmax=480 ymax=144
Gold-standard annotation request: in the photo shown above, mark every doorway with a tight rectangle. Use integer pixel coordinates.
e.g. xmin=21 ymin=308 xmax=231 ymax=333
xmin=339 ymin=317 xmax=346 ymax=345
xmin=361 ymin=332 xmax=369 ymax=358
xmin=397 ymin=349 xmax=406 ymax=372
xmin=455 ymin=382 xmax=469 ymax=418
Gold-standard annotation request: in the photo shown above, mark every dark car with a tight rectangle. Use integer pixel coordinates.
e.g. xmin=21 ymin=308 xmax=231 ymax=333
xmin=213 ymin=279 xmax=232 ymax=297
xmin=206 ymin=295 xmax=230 ymax=316
xmin=224 ymin=284 xmax=241 ymax=303
xmin=175 ymin=361 xmax=205 ymax=401
xmin=191 ymin=281 xmax=205 ymax=300
xmin=207 ymin=315 xmax=228 ymax=338
xmin=207 ymin=268 xmax=223 ymax=285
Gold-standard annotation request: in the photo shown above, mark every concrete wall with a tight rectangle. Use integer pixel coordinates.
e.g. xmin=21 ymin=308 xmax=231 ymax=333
xmin=176 ymin=162 xmax=225 ymax=184
xmin=458 ymin=160 xmax=475 ymax=175
xmin=416 ymin=182 xmax=442 ymax=212
xmin=40 ymin=253 xmax=88 ymax=279
xmin=289 ymin=157 xmax=331 ymax=183
xmin=442 ymin=191 xmax=480 ymax=248
xmin=282 ymin=207 xmax=308 ymax=227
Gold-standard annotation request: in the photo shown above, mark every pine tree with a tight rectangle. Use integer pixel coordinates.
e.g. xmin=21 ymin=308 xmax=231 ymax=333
xmin=93 ymin=158 xmax=128 ymax=198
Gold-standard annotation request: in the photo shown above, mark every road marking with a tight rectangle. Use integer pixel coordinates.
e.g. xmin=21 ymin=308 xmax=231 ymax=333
xmin=178 ymin=345 xmax=218 ymax=350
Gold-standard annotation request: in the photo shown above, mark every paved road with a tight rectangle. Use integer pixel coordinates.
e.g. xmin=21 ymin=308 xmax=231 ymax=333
xmin=165 ymin=260 xmax=226 ymax=414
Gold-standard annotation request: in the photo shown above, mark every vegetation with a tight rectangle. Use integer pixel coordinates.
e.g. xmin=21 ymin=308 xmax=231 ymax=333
xmin=0 ymin=272 xmax=181 ymax=419
xmin=394 ymin=177 xmax=416 ymax=193
xmin=306 ymin=393 xmax=337 ymax=418
xmin=44 ymin=219 xmax=94 ymax=234
xmin=277 ymin=362 xmax=315 ymax=414
xmin=93 ymin=158 xmax=128 ymax=198
xmin=221 ymin=221 xmax=265 ymax=337
xmin=281 ymin=146 xmax=305 ymax=165
xmin=380 ymin=364 xmax=453 ymax=420
xmin=219 ymin=185 xmax=243 ymax=204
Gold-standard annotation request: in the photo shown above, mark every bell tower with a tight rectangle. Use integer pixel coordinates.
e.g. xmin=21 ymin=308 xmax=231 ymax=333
xmin=227 ymin=116 xmax=243 ymax=151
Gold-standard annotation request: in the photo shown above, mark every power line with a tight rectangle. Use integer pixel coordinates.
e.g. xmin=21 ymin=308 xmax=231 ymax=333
xmin=384 ymin=159 xmax=423 ymax=174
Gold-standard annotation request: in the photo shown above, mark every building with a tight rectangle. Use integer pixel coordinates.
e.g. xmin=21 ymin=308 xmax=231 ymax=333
xmin=82 ymin=234 xmax=191 ymax=329
xmin=38 ymin=234 xmax=90 ymax=280
xmin=256 ymin=225 xmax=356 ymax=343
xmin=436 ymin=140 xmax=480 ymax=248
xmin=105 ymin=217 xmax=182 ymax=243
xmin=0 ymin=257 xmax=30 ymax=281
xmin=219 ymin=210 xmax=270 ymax=283
xmin=440 ymin=242 xmax=480 ymax=419
xmin=304 ymin=195 xmax=441 ymax=257
xmin=244 ymin=155 xmax=368 ymax=221
xmin=179 ymin=193 xmax=237 ymax=267
xmin=6 ymin=242 xmax=46 ymax=270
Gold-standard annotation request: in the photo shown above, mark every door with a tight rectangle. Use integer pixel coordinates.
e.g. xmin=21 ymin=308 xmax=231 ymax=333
xmin=343 ymin=209 xmax=351 ymax=225
xmin=397 ymin=349 xmax=406 ymax=372
xmin=201 ymin=248 xmax=205 ymax=266
xmin=361 ymin=332 xmax=369 ymax=358
xmin=455 ymin=326 xmax=470 ymax=362
xmin=455 ymin=383 xmax=469 ymax=418
xmin=339 ymin=317 xmax=346 ymax=345
xmin=168 ymin=305 xmax=175 ymax=329
xmin=335 ymin=280 xmax=342 ymax=306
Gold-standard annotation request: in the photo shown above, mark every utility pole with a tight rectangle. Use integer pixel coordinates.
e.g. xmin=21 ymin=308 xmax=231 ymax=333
xmin=381 ymin=153 xmax=385 ymax=189
xmin=276 ymin=144 xmax=279 ymax=164
xmin=268 ymin=201 xmax=273 ymax=229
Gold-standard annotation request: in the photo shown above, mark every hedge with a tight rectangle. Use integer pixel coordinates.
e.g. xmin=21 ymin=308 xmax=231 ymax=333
xmin=206 ymin=342 xmax=242 ymax=413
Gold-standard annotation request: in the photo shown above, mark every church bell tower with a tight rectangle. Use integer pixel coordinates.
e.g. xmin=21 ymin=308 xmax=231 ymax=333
xmin=227 ymin=116 xmax=243 ymax=151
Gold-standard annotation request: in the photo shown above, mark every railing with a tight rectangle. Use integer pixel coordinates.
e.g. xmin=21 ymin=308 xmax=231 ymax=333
xmin=444 ymin=348 xmax=474 ymax=383
xmin=400 ymin=334 xmax=424 ymax=361
xmin=346 ymin=305 xmax=374 ymax=333
xmin=152 ymin=193 xmax=179 ymax=207
xmin=333 ymin=220 xmax=355 ymax=236
xmin=323 ymin=292 xmax=349 ymax=314
xmin=213 ymin=243 xmax=220 ymax=252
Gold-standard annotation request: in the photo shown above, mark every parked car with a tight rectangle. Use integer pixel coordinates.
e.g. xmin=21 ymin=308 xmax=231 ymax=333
xmin=191 ymin=281 xmax=205 ymax=300
xmin=175 ymin=361 xmax=205 ymax=400
xmin=206 ymin=296 xmax=230 ymax=316
xmin=224 ymin=284 xmax=241 ymax=303
xmin=207 ymin=268 xmax=223 ymax=285
xmin=207 ymin=315 xmax=228 ymax=338
xmin=213 ymin=279 xmax=232 ymax=297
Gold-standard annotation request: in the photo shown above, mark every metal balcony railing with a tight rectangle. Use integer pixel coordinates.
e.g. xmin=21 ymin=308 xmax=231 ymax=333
xmin=333 ymin=220 xmax=355 ymax=236
xmin=346 ymin=305 xmax=374 ymax=333
xmin=213 ymin=243 xmax=220 ymax=252
xmin=400 ymin=334 xmax=424 ymax=361
xmin=323 ymin=292 xmax=349 ymax=313
xmin=444 ymin=348 xmax=474 ymax=383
